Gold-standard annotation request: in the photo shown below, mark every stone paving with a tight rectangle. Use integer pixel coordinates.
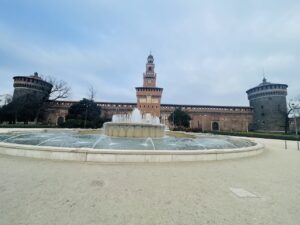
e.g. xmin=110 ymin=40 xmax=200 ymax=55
xmin=0 ymin=138 xmax=299 ymax=225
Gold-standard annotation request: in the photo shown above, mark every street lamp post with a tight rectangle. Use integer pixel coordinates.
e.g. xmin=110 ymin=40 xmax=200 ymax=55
xmin=295 ymin=116 xmax=299 ymax=150
xmin=292 ymin=103 xmax=299 ymax=150
xmin=84 ymin=104 xmax=88 ymax=129
xmin=172 ymin=107 xmax=175 ymax=129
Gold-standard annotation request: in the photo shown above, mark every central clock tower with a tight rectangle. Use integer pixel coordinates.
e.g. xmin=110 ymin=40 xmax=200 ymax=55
xmin=136 ymin=54 xmax=163 ymax=117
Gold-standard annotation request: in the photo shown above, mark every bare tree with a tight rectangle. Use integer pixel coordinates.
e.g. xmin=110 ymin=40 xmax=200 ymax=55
xmin=0 ymin=94 xmax=12 ymax=106
xmin=87 ymin=85 xmax=97 ymax=101
xmin=46 ymin=76 xmax=71 ymax=101
xmin=32 ymin=76 xmax=71 ymax=123
xmin=289 ymin=96 xmax=300 ymax=117
xmin=282 ymin=97 xmax=300 ymax=133
xmin=5 ymin=94 xmax=13 ymax=105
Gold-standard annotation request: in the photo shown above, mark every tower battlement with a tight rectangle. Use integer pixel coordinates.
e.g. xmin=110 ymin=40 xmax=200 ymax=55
xmin=246 ymin=78 xmax=288 ymax=131
xmin=13 ymin=72 xmax=53 ymax=101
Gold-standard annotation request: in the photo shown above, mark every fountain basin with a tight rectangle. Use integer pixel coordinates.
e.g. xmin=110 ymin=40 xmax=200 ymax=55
xmin=0 ymin=129 xmax=264 ymax=163
xmin=104 ymin=122 xmax=165 ymax=138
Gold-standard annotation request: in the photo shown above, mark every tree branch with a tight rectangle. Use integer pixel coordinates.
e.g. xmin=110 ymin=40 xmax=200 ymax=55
xmin=45 ymin=76 xmax=71 ymax=101
xmin=87 ymin=85 xmax=97 ymax=101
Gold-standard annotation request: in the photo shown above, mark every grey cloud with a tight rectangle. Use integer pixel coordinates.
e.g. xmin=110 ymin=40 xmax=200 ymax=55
xmin=0 ymin=0 xmax=299 ymax=105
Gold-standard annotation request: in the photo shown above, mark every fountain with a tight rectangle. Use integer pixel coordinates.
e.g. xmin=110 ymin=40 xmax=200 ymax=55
xmin=103 ymin=108 xmax=165 ymax=138
xmin=0 ymin=109 xmax=263 ymax=162
xmin=0 ymin=128 xmax=263 ymax=162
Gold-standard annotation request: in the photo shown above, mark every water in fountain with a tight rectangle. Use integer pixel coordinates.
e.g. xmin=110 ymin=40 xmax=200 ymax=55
xmin=143 ymin=137 xmax=156 ymax=150
xmin=92 ymin=136 xmax=105 ymax=149
xmin=0 ymin=131 xmax=256 ymax=150
xmin=92 ymin=136 xmax=116 ymax=149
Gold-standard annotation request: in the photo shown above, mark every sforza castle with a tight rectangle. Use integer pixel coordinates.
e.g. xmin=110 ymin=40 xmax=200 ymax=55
xmin=11 ymin=54 xmax=288 ymax=132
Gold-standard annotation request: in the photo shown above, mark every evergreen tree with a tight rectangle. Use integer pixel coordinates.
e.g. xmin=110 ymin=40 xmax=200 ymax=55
xmin=0 ymin=94 xmax=43 ymax=123
xmin=168 ymin=108 xmax=191 ymax=128
xmin=63 ymin=98 xmax=103 ymax=128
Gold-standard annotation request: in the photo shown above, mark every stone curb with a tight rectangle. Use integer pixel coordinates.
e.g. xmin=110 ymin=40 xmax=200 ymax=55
xmin=0 ymin=141 xmax=264 ymax=163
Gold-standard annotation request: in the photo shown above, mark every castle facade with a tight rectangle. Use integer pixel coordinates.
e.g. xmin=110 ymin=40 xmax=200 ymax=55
xmin=10 ymin=55 xmax=288 ymax=132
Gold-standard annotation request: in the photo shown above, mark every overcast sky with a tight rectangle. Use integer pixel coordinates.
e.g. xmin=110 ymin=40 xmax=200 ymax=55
xmin=0 ymin=0 xmax=299 ymax=106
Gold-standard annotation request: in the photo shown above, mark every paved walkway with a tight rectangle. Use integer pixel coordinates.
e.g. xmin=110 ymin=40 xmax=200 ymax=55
xmin=0 ymin=138 xmax=299 ymax=225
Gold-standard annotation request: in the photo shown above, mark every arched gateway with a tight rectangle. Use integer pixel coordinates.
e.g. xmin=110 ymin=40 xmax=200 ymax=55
xmin=212 ymin=122 xmax=220 ymax=131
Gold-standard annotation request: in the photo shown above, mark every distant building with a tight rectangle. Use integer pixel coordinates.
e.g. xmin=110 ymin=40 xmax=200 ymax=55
xmin=13 ymin=72 xmax=53 ymax=101
xmin=246 ymin=78 xmax=288 ymax=132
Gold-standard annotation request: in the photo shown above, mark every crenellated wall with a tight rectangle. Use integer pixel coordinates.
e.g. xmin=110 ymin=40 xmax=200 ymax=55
xmin=44 ymin=101 xmax=253 ymax=131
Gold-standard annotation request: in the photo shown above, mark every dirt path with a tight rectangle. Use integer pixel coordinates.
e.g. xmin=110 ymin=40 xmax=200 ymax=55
xmin=0 ymin=138 xmax=299 ymax=225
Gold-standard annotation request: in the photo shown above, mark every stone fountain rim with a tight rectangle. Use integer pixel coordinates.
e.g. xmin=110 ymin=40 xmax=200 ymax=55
xmin=0 ymin=141 xmax=264 ymax=163
xmin=0 ymin=128 xmax=264 ymax=162
xmin=0 ymin=141 xmax=263 ymax=154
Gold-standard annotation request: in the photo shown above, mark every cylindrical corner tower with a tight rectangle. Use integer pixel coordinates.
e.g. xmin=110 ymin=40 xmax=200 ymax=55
xmin=246 ymin=78 xmax=288 ymax=131
xmin=13 ymin=72 xmax=53 ymax=101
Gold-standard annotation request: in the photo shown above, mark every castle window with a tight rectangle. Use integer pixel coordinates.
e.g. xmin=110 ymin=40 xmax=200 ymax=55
xmin=261 ymin=113 xmax=265 ymax=116
xmin=261 ymin=105 xmax=264 ymax=109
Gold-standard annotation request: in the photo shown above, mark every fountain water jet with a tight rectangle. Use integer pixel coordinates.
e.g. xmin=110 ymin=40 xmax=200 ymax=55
xmin=104 ymin=108 xmax=165 ymax=138
xmin=143 ymin=137 xmax=156 ymax=150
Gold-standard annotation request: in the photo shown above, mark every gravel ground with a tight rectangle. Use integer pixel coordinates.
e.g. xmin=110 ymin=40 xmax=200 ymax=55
xmin=0 ymin=138 xmax=299 ymax=225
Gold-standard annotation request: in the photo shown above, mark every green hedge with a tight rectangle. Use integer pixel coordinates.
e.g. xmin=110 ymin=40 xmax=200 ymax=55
xmin=209 ymin=131 xmax=300 ymax=141
xmin=0 ymin=124 xmax=57 ymax=128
